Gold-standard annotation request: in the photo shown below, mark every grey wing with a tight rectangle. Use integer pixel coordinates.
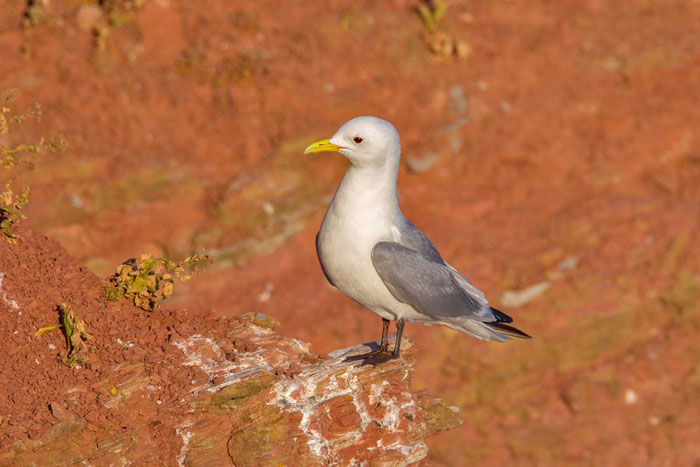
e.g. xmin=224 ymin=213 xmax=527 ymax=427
xmin=316 ymin=232 xmax=335 ymax=287
xmin=445 ymin=263 xmax=488 ymax=306
xmin=397 ymin=221 xmax=444 ymax=263
xmin=371 ymin=241 xmax=493 ymax=321
xmin=398 ymin=222 xmax=488 ymax=307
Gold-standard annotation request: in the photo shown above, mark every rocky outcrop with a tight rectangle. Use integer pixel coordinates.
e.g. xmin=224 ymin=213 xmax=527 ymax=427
xmin=174 ymin=316 xmax=461 ymax=465
xmin=0 ymin=222 xmax=460 ymax=465
xmin=3 ymin=315 xmax=460 ymax=465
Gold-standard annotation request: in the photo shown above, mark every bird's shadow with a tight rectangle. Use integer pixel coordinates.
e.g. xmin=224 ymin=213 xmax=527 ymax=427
xmin=339 ymin=340 xmax=401 ymax=368
xmin=359 ymin=340 xmax=383 ymax=353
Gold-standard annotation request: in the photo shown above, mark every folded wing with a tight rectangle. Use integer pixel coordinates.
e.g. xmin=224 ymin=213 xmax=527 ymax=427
xmin=371 ymin=239 xmax=531 ymax=341
xmin=371 ymin=241 xmax=494 ymax=322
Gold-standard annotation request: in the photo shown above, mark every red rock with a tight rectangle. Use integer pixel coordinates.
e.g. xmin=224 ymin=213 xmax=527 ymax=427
xmin=84 ymin=422 xmax=99 ymax=432
xmin=84 ymin=410 xmax=99 ymax=424
xmin=48 ymin=401 xmax=70 ymax=421
xmin=0 ymin=216 xmax=460 ymax=465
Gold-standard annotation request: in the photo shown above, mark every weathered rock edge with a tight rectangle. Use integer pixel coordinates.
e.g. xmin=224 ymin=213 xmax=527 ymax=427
xmin=2 ymin=313 xmax=461 ymax=466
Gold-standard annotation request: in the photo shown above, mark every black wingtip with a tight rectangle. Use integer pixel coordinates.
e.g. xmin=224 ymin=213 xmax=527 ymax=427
xmin=489 ymin=306 xmax=513 ymax=323
xmin=487 ymin=322 xmax=533 ymax=339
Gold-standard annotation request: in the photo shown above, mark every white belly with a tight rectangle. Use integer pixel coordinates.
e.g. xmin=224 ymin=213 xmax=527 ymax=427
xmin=317 ymin=210 xmax=424 ymax=322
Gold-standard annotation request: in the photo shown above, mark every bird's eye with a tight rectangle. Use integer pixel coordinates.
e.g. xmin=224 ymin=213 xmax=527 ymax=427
xmin=353 ymin=137 xmax=363 ymax=144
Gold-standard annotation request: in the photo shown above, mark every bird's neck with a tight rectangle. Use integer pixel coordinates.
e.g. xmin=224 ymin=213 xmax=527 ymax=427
xmin=331 ymin=159 xmax=403 ymax=223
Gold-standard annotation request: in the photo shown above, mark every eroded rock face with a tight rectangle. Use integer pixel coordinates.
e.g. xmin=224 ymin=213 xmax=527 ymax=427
xmin=3 ymin=313 xmax=460 ymax=465
xmin=177 ymin=325 xmax=460 ymax=465
xmin=0 ymin=223 xmax=460 ymax=464
xmin=158 ymin=316 xmax=461 ymax=466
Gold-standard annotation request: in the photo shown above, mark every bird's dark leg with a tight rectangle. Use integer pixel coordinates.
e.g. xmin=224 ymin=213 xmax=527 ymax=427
xmin=392 ymin=318 xmax=404 ymax=358
xmin=344 ymin=318 xmax=391 ymax=362
xmin=346 ymin=318 xmax=405 ymax=367
xmin=378 ymin=318 xmax=390 ymax=352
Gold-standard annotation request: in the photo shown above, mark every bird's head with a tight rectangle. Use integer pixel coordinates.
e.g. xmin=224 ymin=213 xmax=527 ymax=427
xmin=304 ymin=116 xmax=400 ymax=168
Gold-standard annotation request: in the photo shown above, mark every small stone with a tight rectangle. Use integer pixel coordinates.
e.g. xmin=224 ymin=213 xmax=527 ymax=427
xmin=406 ymin=154 xmax=439 ymax=173
xmin=27 ymin=427 xmax=42 ymax=440
xmin=49 ymin=401 xmax=69 ymax=421
xmin=500 ymin=281 xmax=551 ymax=308
xmin=558 ymin=256 xmax=580 ymax=271
xmin=212 ymin=375 xmax=225 ymax=385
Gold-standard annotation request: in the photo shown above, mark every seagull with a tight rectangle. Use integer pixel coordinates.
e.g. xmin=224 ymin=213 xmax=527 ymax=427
xmin=305 ymin=116 xmax=531 ymax=366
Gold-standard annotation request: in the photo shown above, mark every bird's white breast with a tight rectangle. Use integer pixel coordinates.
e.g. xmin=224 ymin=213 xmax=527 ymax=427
xmin=317 ymin=179 xmax=420 ymax=322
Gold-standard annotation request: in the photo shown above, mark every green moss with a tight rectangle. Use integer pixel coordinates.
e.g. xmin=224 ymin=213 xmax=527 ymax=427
xmin=241 ymin=312 xmax=281 ymax=331
xmin=421 ymin=402 xmax=462 ymax=434
xmin=190 ymin=433 xmax=221 ymax=451
xmin=10 ymin=418 xmax=87 ymax=466
xmin=227 ymin=408 xmax=307 ymax=466
xmin=104 ymin=253 xmax=212 ymax=311
xmin=417 ymin=1 xmax=448 ymax=32
xmin=103 ymin=285 xmax=123 ymax=301
xmin=0 ymin=184 xmax=29 ymax=244
xmin=57 ymin=304 xmax=93 ymax=368
xmin=211 ymin=373 xmax=276 ymax=409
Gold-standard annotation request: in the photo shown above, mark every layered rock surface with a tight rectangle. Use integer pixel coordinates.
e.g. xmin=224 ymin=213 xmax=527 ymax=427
xmin=0 ymin=222 xmax=460 ymax=465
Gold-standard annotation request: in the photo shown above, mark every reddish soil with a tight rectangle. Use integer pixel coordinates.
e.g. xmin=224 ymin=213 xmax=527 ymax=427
xmin=0 ymin=220 xmax=242 ymax=453
xmin=1 ymin=0 xmax=699 ymax=464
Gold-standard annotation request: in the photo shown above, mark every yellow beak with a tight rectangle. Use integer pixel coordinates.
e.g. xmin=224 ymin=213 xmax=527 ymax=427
xmin=304 ymin=138 xmax=341 ymax=154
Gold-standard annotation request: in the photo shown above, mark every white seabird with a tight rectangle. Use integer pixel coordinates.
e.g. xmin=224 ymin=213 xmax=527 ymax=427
xmin=305 ymin=116 xmax=531 ymax=365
